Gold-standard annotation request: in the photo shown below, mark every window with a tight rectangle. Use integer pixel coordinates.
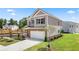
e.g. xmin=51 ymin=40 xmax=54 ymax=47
xmin=70 ymin=25 xmax=71 ymax=28
xmin=69 ymin=25 xmax=74 ymax=28
xmin=36 ymin=18 xmax=45 ymax=24
xmin=41 ymin=18 xmax=45 ymax=24
xmin=36 ymin=19 xmax=40 ymax=24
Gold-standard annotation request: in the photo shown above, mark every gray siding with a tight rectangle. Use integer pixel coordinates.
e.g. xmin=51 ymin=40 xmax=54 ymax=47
xmin=48 ymin=16 xmax=62 ymax=26
xmin=47 ymin=16 xmax=62 ymax=37
xmin=62 ymin=21 xmax=79 ymax=33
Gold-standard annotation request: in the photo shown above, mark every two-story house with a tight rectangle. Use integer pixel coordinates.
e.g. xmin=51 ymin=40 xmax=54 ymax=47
xmin=62 ymin=21 xmax=79 ymax=33
xmin=26 ymin=9 xmax=62 ymax=41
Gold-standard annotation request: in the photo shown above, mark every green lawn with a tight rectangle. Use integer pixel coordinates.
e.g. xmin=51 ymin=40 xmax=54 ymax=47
xmin=25 ymin=42 xmax=48 ymax=51
xmin=0 ymin=37 xmax=20 ymax=46
xmin=24 ymin=34 xmax=79 ymax=51
xmin=0 ymin=40 xmax=19 ymax=46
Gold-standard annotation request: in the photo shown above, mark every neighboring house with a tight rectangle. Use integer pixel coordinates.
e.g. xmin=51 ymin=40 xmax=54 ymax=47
xmin=3 ymin=24 xmax=19 ymax=30
xmin=62 ymin=21 xmax=79 ymax=33
xmin=26 ymin=9 xmax=62 ymax=40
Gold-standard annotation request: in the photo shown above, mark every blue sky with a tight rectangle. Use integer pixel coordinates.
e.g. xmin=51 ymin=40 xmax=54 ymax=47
xmin=0 ymin=8 xmax=79 ymax=23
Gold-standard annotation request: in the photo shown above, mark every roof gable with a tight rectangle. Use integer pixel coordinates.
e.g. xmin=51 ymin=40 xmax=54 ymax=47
xmin=32 ymin=9 xmax=48 ymax=17
xmin=28 ymin=9 xmax=62 ymax=21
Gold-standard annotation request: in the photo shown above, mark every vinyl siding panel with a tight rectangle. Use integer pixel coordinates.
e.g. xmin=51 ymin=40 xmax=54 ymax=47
xmin=48 ymin=16 xmax=62 ymax=26
xmin=47 ymin=16 xmax=62 ymax=37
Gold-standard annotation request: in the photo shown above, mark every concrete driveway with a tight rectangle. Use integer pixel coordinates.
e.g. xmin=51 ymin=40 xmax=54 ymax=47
xmin=0 ymin=38 xmax=41 ymax=51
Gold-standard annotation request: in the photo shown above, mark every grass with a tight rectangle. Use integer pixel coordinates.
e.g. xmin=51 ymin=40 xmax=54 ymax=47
xmin=52 ymin=34 xmax=79 ymax=51
xmin=0 ymin=37 xmax=20 ymax=46
xmin=24 ymin=42 xmax=48 ymax=51
xmin=24 ymin=34 xmax=79 ymax=51
xmin=0 ymin=40 xmax=19 ymax=46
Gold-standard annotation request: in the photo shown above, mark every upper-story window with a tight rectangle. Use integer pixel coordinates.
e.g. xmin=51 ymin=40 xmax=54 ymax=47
xmin=36 ymin=19 xmax=40 ymax=24
xmin=41 ymin=18 xmax=45 ymax=24
xmin=36 ymin=18 xmax=45 ymax=24
xmin=69 ymin=25 xmax=71 ymax=28
xmin=70 ymin=25 xmax=73 ymax=28
xmin=72 ymin=25 xmax=73 ymax=27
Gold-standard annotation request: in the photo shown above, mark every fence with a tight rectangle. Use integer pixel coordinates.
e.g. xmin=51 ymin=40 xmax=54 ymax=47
xmin=0 ymin=29 xmax=27 ymax=34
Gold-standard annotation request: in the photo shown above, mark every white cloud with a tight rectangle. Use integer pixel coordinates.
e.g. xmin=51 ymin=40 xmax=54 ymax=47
xmin=7 ymin=9 xmax=15 ymax=13
xmin=7 ymin=9 xmax=16 ymax=16
xmin=67 ymin=10 xmax=76 ymax=14
xmin=11 ymin=12 xmax=16 ymax=16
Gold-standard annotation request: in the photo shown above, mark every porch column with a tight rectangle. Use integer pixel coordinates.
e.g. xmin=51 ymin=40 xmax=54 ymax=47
xmin=34 ymin=18 xmax=36 ymax=27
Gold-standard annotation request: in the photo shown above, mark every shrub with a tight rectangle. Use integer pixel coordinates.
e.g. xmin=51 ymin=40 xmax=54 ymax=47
xmin=15 ymin=37 xmax=20 ymax=40
xmin=6 ymin=40 xmax=13 ymax=42
xmin=0 ymin=37 xmax=14 ymax=42
xmin=0 ymin=39 xmax=5 ymax=42
xmin=61 ymin=30 xmax=64 ymax=33
xmin=38 ymin=47 xmax=48 ymax=51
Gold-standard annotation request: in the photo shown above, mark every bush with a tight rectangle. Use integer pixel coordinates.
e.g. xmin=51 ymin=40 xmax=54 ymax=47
xmin=0 ymin=39 xmax=6 ymax=42
xmin=15 ymin=37 xmax=20 ymax=40
xmin=6 ymin=40 xmax=13 ymax=42
xmin=61 ymin=30 xmax=64 ymax=33
xmin=38 ymin=47 xmax=48 ymax=51
xmin=0 ymin=37 xmax=14 ymax=42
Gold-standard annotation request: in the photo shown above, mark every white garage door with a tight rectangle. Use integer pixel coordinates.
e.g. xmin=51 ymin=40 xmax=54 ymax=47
xmin=30 ymin=31 xmax=45 ymax=40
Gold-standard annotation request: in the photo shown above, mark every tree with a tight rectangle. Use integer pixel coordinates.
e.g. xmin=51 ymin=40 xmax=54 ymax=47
xmin=3 ymin=19 xmax=7 ymax=25
xmin=9 ymin=18 xmax=18 ymax=25
xmin=9 ymin=18 xmax=14 ymax=25
xmin=0 ymin=18 xmax=4 ymax=28
xmin=13 ymin=20 xmax=18 ymax=25
xmin=19 ymin=17 xmax=27 ymax=28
